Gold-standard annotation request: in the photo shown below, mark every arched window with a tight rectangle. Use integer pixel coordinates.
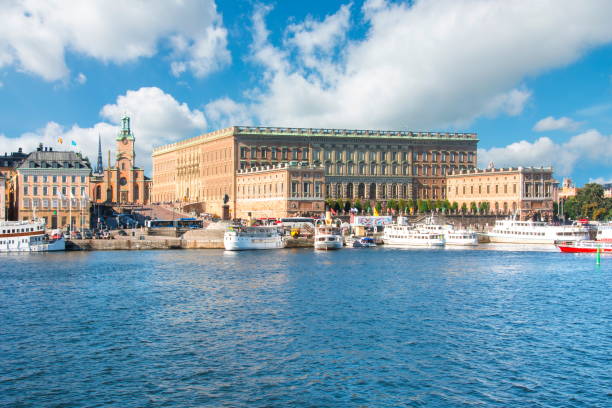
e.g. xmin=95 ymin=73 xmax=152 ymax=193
xmin=381 ymin=164 xmax=387 ymax=175
xmin=336 ymin=163 xmax=343 ymax=175
xmin=391 ymin=184 xmax=398 ymax=198
xmin=369 ymin=183 xmax=376 ymax=199
xmin=359 ymin=163 xmax=365 ymax=175
xmin=370 ymin=163 xmax=377 ymax=175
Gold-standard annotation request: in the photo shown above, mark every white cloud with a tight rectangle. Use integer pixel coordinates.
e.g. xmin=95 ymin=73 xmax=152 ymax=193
xmin=0 ymin=0 xmax=230 ymax=81
xmin=206 ymin=0 xmax=612 ymax=131
xmin=205 ymin=97 xmax=253 ymax=129
xmin=76 ymin=72 xmax=87 ymax=85
xmin=0 ymin=87 xmax=206 ymax=173
xmin=533 ymin=116 xmax=581 ymax=132
xmin=588 ymin=177 xmax=612 ymax=184
xmin=478 ymin=129 xmax=612 ymax=175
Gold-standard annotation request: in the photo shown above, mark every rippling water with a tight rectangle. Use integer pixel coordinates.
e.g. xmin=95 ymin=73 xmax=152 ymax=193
xmin=1 ymin=248 xmax=611 ymax=407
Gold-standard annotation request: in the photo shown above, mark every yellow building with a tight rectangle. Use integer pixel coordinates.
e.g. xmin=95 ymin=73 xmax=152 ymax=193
xmin=16 ymin=147 xmax=91 ymax=230
xmin=235 ymin=163 xmax=325 ymax=219
xmin=446 ymin=166 xmax=558 ymax=220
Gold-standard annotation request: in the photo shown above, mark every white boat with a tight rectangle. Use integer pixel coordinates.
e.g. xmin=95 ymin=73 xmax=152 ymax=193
xmin=416 ymin=217 xmax=479 ymax=246
xmin=383 ymin=224 xmax=445 ymax=247
xmin=224 ymin=225 xmax=286 ymax=250
xmin=596 ymin=223 xmax=612 ymax=242
xmin=487 ymin=218 xmax=589 ymax=244
xmin=0 ymin=220 xmax=65 ymax=252
xmin=351 ymin=237 xmax=376 ymax=248
xmin=314 ymin=224 xmax=343 ymax=250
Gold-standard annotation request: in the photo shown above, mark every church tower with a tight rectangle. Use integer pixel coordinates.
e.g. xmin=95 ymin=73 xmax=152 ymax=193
xmin=95 ymin=134 xmax=104 ymax=174
xmin=116 ymin=115 xmax=135 ymax=171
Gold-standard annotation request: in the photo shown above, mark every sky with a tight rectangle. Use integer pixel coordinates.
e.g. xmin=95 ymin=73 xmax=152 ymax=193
xmin=0 ymin=0 xmax=611 ymax=185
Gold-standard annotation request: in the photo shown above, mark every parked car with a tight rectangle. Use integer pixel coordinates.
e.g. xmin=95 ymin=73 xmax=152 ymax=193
xmin=71 ymin=232 xmax=83 ymax=240
xmin=83 ymin=230 xmax=93 ymax=239
xmin=117 ymin=230 xmax=128 ymax=236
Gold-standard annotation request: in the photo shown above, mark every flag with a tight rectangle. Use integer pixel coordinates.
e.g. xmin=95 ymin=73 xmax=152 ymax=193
xmin=58 ymin=137 xmax=63 ymax=144
xmin=373 ymin=207 xmax=380 ymax=217
xmin=71 ymin=140 xmax=77 ymax=147
xmin=330 ymin=207 xmax=337 ymax=216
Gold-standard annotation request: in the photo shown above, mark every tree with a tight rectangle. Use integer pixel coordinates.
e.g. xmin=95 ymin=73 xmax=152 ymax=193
xmin=333 ymin=199 xmax=342 ymax=212
xmin=354 ymin=199 xmax=363 ymax=213
xmin=418 ymin=199 xmax=429 ymax=213
xmin=375 ymin=201 xmax=383 ymax=214
xmin=451 ymin=202 xmax=459 ymax=213
xmin=398 ymin=199 xmax=407 ymax=214
xmin=470 ymin=202 xmax=478 ymax=214
xmin=460 ymin=203 xmax=468 ymax=214
xmin=344 ymin=199 xmax=352 ymax=212
xmin=387 ymin=199 xmax=398 ymax=211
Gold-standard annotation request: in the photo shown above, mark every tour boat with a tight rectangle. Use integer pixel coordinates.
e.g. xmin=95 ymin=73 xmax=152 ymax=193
xmin=351 ymin=237 xmax=376 ymax=248
xmin=314 ymin=224 xmax=343 ymax=250
xmin=0 ymin=220 xmax=65 ymax=252
xmin=556 ymin=240 xmax=612 ymax=253
xmin=417 ymin=217 xmax=479 ymax=246
xmin=383 ymin=224 xmax=445 ymax=247
xmin=486 ymin=219 xmax=589 ymax=244
xmin=223 ymin=225 xmax=286 ymax=250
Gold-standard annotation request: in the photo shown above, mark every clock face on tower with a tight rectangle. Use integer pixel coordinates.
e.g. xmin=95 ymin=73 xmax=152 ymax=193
xmin=122 ymin=138 xmax=128 ymax=145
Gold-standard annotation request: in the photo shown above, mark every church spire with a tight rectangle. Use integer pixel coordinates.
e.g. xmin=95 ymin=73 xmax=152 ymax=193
xmin=95 ymin=134 xmax=104 ymax=174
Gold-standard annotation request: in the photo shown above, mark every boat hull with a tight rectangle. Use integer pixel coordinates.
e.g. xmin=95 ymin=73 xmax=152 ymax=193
xmin=557 ymin=242 xmax=612 ymax=253
xmin=224 ymin=236 xmax=285 ymax=251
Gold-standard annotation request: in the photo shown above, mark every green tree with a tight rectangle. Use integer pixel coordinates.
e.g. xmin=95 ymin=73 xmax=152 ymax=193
xmin=470 ymin=202 xmax=477 ymax=214
xmin=333 ymin=199 xmax=343 ymax=212
xmin=387 ymin=199 xmax=398 ymax=211
xmin=398 ymin=199 xmax=407 ymax=214
xmin=375 ymin=201 xmax=383 ymax=214
xmin=418 ymin=199 xmax=429 ymax=213
xmin=460 ymin=203 xmax=468 ymax=214
xmin=354 ymin=199 xmax=363 ymax=213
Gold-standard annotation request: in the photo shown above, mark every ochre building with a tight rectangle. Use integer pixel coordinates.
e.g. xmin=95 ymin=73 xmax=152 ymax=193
xmin=152 ymin=126 xmax=478 ymax=217
xmin=90 ymin=116 xmax=151 ymax=205
xmin=446 ymin=167 xmax=558 ymax=220
xmin=235 ymin=163 xmax=325 ymax=219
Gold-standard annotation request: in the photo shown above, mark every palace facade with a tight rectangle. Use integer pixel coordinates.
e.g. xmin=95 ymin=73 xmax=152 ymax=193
xmin=152 ymin=126 xmax=478 ymax=217
xmin=446 ymin=166 xmax=558 ymax=220
xmin=90 ymin=116 xmax=151 ymax=205
xmin=235 ymin=163 xmax=325 ymax=219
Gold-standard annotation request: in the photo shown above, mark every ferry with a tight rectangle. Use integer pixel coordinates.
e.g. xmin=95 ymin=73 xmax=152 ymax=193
xmin=0 ymin=220 xmax=65 ymax=252
xmin=416 ymin=217 xmax=479 ymax=246
xmin=383 ymin=224 xmax=445 ymax=247
xmin=487 ymin=219 xmax=589 ymax=244
xmin=223 ymin=225 xmax=286 ymax=250
xmin=314 ymin=224 xmax=343 ymax=250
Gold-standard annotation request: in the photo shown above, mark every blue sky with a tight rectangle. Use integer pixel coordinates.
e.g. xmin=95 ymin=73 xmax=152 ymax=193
xmin=0 ymin=0 xmax=611 ymax=185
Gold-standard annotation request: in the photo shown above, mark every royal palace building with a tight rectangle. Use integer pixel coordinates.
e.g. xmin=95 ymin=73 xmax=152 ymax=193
xmin=152 ymin=126 xmax=478 ymax=217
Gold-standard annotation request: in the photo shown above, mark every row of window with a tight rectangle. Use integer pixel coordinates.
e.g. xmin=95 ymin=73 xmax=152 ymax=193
xmin=240 ymin=147 xmax=475 ymax=163
xmin=23 ymin=186 xmax=86 ymax=197
xmin=323 ymin=163 xmax=472 ymax=176
xmin=23 ymin=175 xmax=86 ymax=183
xmin=22 ymin=198 xmax=88 ymax=208
xmin=450 ymin=183 xmax=552 ymax=197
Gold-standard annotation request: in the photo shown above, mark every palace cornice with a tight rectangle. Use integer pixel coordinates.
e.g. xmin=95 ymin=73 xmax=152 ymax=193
xmin=153 ymin=125 xmax=478 ymax=155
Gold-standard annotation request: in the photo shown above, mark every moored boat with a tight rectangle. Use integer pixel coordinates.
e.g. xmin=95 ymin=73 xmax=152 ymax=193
xmin=224 ymin=225 xmax=286 ymax=250
xmin=352 ymin=237 xmax=376 ymax=248
xmin=383 ymin=224 xmax=445 ymax=247
xmin=487 ymin=219 xmax=589 ymax=244
xmin=595 ymin=224 xmax=612 ymax=242
xmin=314 ymin=224 xmax=343 ymax=250
xmin=416 ymin=217 xmax=478 ymax=246
xmin=0 ymin=220 xmax=65 ymax=252
xmin=556 ymin=240 xmax=612 ymax=253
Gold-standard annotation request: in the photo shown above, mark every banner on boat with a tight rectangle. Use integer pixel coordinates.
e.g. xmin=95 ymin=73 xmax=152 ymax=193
xmin=351 ymin=216 xmax=393 ymax=227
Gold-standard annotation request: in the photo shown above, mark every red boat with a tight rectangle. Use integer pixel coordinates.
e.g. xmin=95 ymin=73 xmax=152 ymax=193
xmin=556 ymin=240 xmax=612 ymax=253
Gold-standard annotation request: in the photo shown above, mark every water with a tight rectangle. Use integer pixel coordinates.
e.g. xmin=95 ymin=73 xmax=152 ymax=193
xmin=1 ymin=248 xmax=611 ymax=407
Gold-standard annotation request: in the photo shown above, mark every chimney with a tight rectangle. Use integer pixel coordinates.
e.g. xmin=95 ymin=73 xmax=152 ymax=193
xmin=18 ymin=147 xmax=23 ymax=153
